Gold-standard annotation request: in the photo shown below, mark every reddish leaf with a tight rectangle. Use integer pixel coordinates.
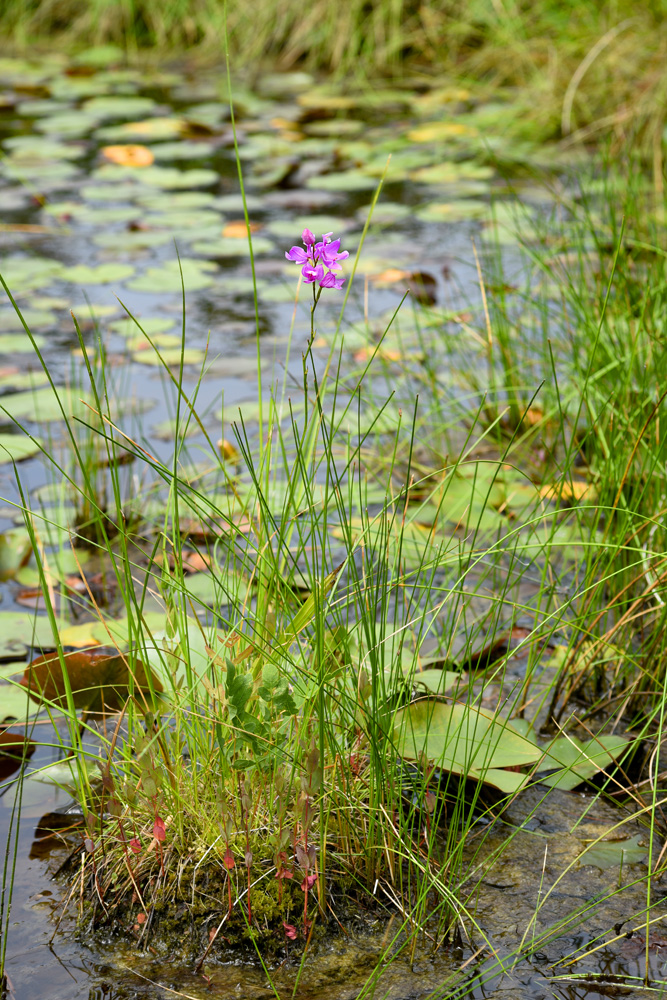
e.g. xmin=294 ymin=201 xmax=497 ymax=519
xmin=152 ymin=817 xmax=166 ymax=842
xmin=21 ymin=649 xmax=163 ymax=712
xmin=0 ymin=730 xmax=35 ymax=759
xmin=84 ymin=837 xmax=95 ymax=853
xmin=136 ymin=912 xmax=146 ymax=924
xmin=129 ymin=837 xmax=142 ymax=854
xmin=223 ymin=847 xmax=235 ymax=870
xmin=283 ymin=922 xmax=298 ymax=940
xmin=300 ymin=874 xmax=317 ymax=892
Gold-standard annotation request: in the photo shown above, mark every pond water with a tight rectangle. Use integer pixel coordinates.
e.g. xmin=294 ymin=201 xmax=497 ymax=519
xmin=0 ymin=50 xmax=664 ymax=1000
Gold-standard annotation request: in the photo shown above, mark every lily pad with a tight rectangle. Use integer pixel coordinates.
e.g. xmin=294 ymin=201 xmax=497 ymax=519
xmin=66 ymin=264 xmax=135 ymax=285
xmin=126 ymin=259 xmax=218 ymax=293
xmin=92 ymin=230 xmax=172 ymax=250
xmin=190 ymin=236 xmax=274 ymax=257
xmin=131 ymin=347 xmax=206 ymax=367
xmin=0 ymin=610 xmax=57 ymax=658
xmin=21 ymin=648 xmax=163 ymax=712
xmin=0 ymin=386 xmax=93 ymax=424
xmin=0 ymin=434 xmax=44 ymax=463
xmin=0 ymin=256 xmax=65 ymax=291
xmin=0 ymin=335 xmax=47 ymax=353
xmin=537 ymin=734 xmax=631 ymax=790
xmin=578 ymin=834 xmax=646 ymax=870
xmin=82 ymin=95 xmax=157 ymax=119
xmin=109 ymin=316 xmax=175 ymax=337
xmin=93 ymin=164 xmax=218 ymax=189
xmin=95 ymin=117 xmax=185 ymax=142
xmin=0 ymin=309 xmax=56 ymax=331
xmin=306 ymin=170 xmax=379 ymax=192
xmin=151 ymin=140 xmax=217 ymax=160
xmin=394 ymin=699 xmax=540 ymax=794
xmin=411 ymin=669 xmax=463 ymax=695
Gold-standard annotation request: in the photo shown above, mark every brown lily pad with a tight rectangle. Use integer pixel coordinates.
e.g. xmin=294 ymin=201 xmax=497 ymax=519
xmin=20 ymin=648 xmax=163 ymax=712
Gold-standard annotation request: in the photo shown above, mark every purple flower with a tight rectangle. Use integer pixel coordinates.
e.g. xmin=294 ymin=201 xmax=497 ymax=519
xmin=285 ymin=230 xmax=348 ymax=290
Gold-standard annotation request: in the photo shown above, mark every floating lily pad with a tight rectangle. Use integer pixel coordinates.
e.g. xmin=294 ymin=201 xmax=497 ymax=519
xmin=578 ymin=834 xmax=646 ymax=870
xmin=0 ymin=434 xmax=44 ymax=463
xmin=0 ymin=256 xmax=64 ymax=292
xmin=190 ymin=236 xmax=274 ymax=257
xmin=93 ymin=164 xmax=218 ymax=189
xmin=416 ymin=200 xmax=488 ymax=222
xmin=66 ymin=264 xmax=135 ymax=285
xmin=0 ymin=610 xmax=56 ymax=659
xmin=35 ymin=113 xmax=102 ymax=137
xmin=306 ymin=170 xmax=379 ymax=192
xmin=411 ymin=669 xmax=462 ymax=695
xmin=126 ymin=258 xmax=218 ymax=292
xmin=21 ymin=648 xmax=163 ymax=712
xmin=136 ymin=190 xmax=217 ymax=210
xmin=1 ymin=683 xmax=44 ymax=723
xmin=0 ymin=386 xmax=93 ymax=423
xmin=0 ymin=309 xmax=55 ymax=331
xmin=537 ymin=734 xmax=631 ymax=790
xmin=82 ymin=95 xmax=157 ymax=119
xmin=144 ymin=209 xmax=223 ymax=230
xmin=110 ymin=316 xmax=175 ymax=337
xmin=0 ymin=333 xmax=46 ymax=354
xmin=3 ymin=136 xmax=85 ymax=160
xmin=92 ymin=230 xmax=172 ymax=250
xmin=150 ymin=140 xmax=217 ymax=160
xmin=394 ymin=699 xmax=540 ymax=794
xmin=131 ymin=347 xmax=206 ymax=367
xmin=95 ymin=117 xmax=185 ymax=142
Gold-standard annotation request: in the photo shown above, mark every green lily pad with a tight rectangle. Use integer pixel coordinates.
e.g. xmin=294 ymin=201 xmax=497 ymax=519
xmin=131 ymin=347 xmax=206 ymax=367
xmin=80 ymin=182 xmax=150 ymax=202
xmin=95 ymin=117 xmax=185 ymax=142
xmin=578 ymin=834 xmax=646 ymax=870
xmin=306 ymin=170 xmax=379 ymax=192
xmin=35 ymin=113 xmax=102 ymax=137
xmin=82 ymin=95 xmax=157 ymax=119
xmin=1 ymin=683 xmax=44 ymax=723
xmin=109 ymin=316 xmax=175 ymax=337
xmin=411 ymin=669 xmax=463 ymax=695
xmin=151 ymin=140 xmax=217 ymax=160
xmin=3 ymin=136 xmax=85 ymax=160
xmin=0 ymin=434 xmax=44 ymax=462
xmin=136 ymin=190 xmax=217 ymax=210
xmin=0 ymin=256 xmax=65 ymax=292
xmin=0 ymin=386 xmax=93 ymax=423
xmin=0 ymin=309 xmax=55 ymax=331
xmin=394 ymin=699 xmax=540 ymax=794
xmin=537 ymin=734 xmax=631 ymax=790
xmin=0 ymin=335 xmax=46 ymax=354
xmin=92 ymin=230 xmax=172 ymax=250
xmin=126 ymin=259 xmax=218 ymax=293
xmin=144 ymin=209 xmax=223 ymax=230
xmin=190 ymin=236 xmax=274 ymax=257
xmin=416 ymin=200 xmax=488 ymax=222
xmin=66 ymin=264 xmax=135 ymax=285
xmin=93 ymin=164 xmax=218 ymax=189
xmin=0 ymin=610 xmax=57 ymax=659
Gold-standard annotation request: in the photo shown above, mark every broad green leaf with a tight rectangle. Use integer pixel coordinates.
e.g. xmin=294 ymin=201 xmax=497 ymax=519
xmin=0 ymin=610 xmax=57 ymax=658
xmin=0 ymin=386 xmax=93 ymax=423
xmin=411 ymin=669 xmax=462 ymax=695
xmin=0 ymin=433 xmax=44 ymax=462
xmin=66 ymin=264 xmax=135 ymax=285
xmin=538 ymin=734 xmax=630 ymax=790
xmin=578 ymin=834 xmax=646 ymax=870
xmin=306 ymin=170 xmax=379 ymax=192
xmin=393 ymin=699 xmax=541 ymax=792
